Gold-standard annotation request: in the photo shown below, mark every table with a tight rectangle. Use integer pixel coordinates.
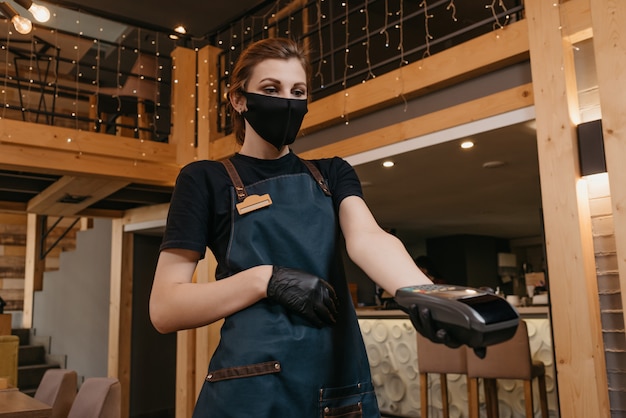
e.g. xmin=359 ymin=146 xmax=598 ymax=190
xmin=0 ymin=389 xmax=51 ymax=418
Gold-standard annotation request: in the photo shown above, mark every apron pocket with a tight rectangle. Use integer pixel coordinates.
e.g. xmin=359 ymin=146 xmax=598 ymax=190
xmin=320 ymin=382 xmax=377 ymax=418
xmin=323 ymin=403 xmax=362 ymax=418
xmin=206 ymin=360 xmax=281 ymax=382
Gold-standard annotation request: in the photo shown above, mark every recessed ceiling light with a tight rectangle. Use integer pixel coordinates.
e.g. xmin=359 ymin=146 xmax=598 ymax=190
xmin=174 ymin=25 xmax=187 ymax=34
xmin=382 ymin=160 xmax=395 ymax=168
xmin=482 ymin=160 xmax=506 ymax=169
xmin=461 ymin=140 xmax=474 ymax=149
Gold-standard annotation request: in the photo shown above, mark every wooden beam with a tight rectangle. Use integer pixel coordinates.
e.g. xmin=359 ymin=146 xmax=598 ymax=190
xmin=27 ymin=176 xmax=129 ymax=216
xmin=197 ymin=45 xmax=225 ymax=160
xmin=0 ymin=202 xmax=27 ymax=213
xmin=300 ymin=84 xmax=533 ymax=160
xmin=560 ymin=0 xmax=593 ymax=44
xmin=120 ymin=203 xmax=169 ymax=226
xmin=0 ymin=142 xmax=178 ymax=186
xmin=22 ymin=214 xmax=44 ymax=328
xmin=108 ymin=219 xmax=133 ymax=418
xmin=0 ymin=118 xmax=176 ymax=164
xmin=170 ymin=47 xmax=198 ymax=165
xmin=588 ymin=0 xmax=626 ymax=348
xmin=176 ymin=330 xmax=196 ymax=418
xmin=525 ymin=0 xmax=610 ymax=416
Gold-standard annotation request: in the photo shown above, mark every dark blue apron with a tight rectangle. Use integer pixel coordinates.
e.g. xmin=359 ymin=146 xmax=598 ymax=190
xmin=192 ymin=160 xmax=380 ymax=417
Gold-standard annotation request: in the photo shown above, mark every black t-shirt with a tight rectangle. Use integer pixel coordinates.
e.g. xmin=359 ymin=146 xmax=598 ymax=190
xmin=160 ymin=151 xmax=363 ymax=270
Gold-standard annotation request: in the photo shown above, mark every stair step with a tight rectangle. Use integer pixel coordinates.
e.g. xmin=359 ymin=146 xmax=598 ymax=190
xmin=18 ymin=345 xmax=47 ymax=366
xmin=11 ymin=328 xmax=31 ymax=346
xmin=18 ymin=363 xmax=60 ymax=391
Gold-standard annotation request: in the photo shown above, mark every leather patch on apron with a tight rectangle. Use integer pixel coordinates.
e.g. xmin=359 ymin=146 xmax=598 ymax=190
xmin=323 ymin=402 xmax=363 ymax=418
xmin=205 ymin=360 xmax=281 ymax=382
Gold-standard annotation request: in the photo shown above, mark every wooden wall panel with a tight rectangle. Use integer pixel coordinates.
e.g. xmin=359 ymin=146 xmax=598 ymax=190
xmin=525 ymin=0 xmax=610 ymax=416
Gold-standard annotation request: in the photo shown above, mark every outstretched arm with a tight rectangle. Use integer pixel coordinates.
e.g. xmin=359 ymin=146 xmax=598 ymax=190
xmin=338 ymin=195 xmax=432 ymax=294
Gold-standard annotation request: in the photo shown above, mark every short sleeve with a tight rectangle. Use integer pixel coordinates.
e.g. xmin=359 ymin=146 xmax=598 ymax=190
xmin=160 ymin=162 xmax=212 ymax=257
xmin=323 ymin=157 xmax=364 ymax=212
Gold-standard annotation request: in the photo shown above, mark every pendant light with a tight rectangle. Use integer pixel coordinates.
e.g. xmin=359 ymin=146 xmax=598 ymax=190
xmin=14 ymin=0 xmax=50 ymax=22
xmin=0 ymin=2 xmax=33 ymax=34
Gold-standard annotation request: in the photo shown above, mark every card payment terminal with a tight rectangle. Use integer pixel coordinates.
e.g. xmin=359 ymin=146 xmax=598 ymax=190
xmin=395 ymin=284 xmax=520 ymax=350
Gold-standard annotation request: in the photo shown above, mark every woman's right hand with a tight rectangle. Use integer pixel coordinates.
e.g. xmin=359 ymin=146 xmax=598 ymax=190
xmin=267 ymin=266 xmax=338 ymax=327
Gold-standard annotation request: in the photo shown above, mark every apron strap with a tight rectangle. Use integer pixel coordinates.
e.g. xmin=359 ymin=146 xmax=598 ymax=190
xmin=221 ymin=158 xmax=332 ymax=202
xmin=221 ymin=159 xmax=247 ymax=202
xmin=300 ymin=159 xmax=332 ymax=197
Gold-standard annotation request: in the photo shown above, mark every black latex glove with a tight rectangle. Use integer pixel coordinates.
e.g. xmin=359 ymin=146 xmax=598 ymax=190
xmin=267 ymin=266 xmax=339 ymax=327
xmin=404 ymin=302 xmax=463 ymax=349
xmin=403 ymin=303 xmax=488 ymax=358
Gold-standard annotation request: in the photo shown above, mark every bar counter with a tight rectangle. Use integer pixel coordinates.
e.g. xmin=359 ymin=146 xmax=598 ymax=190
xmin=357 ymin=306 xmax=557 ymax=418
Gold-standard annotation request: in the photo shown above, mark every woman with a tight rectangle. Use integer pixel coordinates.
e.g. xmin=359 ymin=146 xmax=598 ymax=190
xmin=150 ymin=37 xmax=432 ymax=417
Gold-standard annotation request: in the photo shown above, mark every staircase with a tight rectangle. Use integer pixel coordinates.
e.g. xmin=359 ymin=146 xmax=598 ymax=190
xmin=12 ymin=328 xmax=64 ymax=395
xmin=0 ymin=213 xmax=86 ymax=311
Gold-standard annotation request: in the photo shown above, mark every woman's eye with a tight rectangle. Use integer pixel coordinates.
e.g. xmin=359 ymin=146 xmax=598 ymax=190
xmin=263 ymin=87 xmax=278 ymax=94
xmin=292 ymin=90 xmax=306 ymax=97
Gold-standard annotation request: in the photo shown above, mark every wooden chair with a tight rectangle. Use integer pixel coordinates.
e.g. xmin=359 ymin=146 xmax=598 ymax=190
xmin=466 ymin=320 xmax=549 ymax=418
xmin=67 ymin=377 xmax=121 ymax=418
xmin=416 ymin=332 xmax=473 ymax=418
xmin=34 ymin=369 xmax=78 ymax=418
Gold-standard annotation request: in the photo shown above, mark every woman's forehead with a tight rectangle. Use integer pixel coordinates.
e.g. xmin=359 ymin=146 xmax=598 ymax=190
xmin=248 ymin=58 xmax=306 ymax=84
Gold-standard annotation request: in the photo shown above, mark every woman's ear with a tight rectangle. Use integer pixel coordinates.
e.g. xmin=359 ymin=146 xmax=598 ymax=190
xmin=229 ymin=90 xmax=246 ymax=114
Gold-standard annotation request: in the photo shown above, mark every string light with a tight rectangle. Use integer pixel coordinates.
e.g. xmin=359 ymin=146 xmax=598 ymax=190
xmin=2 ymin=17 xmax=9 ymax=120
xmin=420 ymin=0 xmax=434 ymax=59
xmin=397 ymin=0 xmax=408 ymax=112
xmin=380 ymin=0 xmax=390 ymax=48
xmin=314 ymin=0 xmax=325 ymax=89
xmin=397 ymin=0 xmax=407 ymax=66
xmin=447 ymin=0 xmax=458 ymax=22
xmin=341 ymin=0 xmax=350 ymax=125
xmin=73 ymin=13 xmax=80 ymax=130
xmin=93 ymin=29 xmax=101 ymax=131
xmin=361 ymin=2 xmax=375 ymax=82
xmin=486 ymin=0 xmax=510 ymax=30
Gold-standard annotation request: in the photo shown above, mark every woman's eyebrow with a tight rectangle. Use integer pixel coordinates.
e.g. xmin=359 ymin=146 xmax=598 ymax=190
xmin=259 ymin=78 xmax=281 ymax=84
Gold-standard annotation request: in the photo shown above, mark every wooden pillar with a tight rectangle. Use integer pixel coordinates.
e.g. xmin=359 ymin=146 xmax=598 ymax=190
xmin=525 ymin=0 xmax=610 ymax=416
xmin=108 ymin=218 xmax=133 ymax=418
xmin=197 ymin=45 xmax=223 ymax=160
xmin=171 ymin=47 xmax=198 ymax=165
xmin=175 ymin=329 xmax=196 ymax=418
xmin=22 ymin=213 xmax=44 ymax=329
xmin=589 ymin=0 xmax=626 ymax=334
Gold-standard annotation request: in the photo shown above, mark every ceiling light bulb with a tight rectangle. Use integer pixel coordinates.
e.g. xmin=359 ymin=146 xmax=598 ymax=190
xmin=11 ymin=14 xmax=32 ymax=34
xmin=0 ymin=2 xmax=32 ymax=34
xmin=382 ymin=161 xmax=395 ymax=168
xmin=174 ymin=25 xmax=186 ymax=34
xmin=27 ymin=2 xmax=50 ymax=22
xmin=461 ymin=140 xmax=474 ymax=149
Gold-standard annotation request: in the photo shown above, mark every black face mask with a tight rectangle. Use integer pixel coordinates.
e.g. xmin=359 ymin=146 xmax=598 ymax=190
xmin=242 ymin=91 xmax=308 ymax=150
